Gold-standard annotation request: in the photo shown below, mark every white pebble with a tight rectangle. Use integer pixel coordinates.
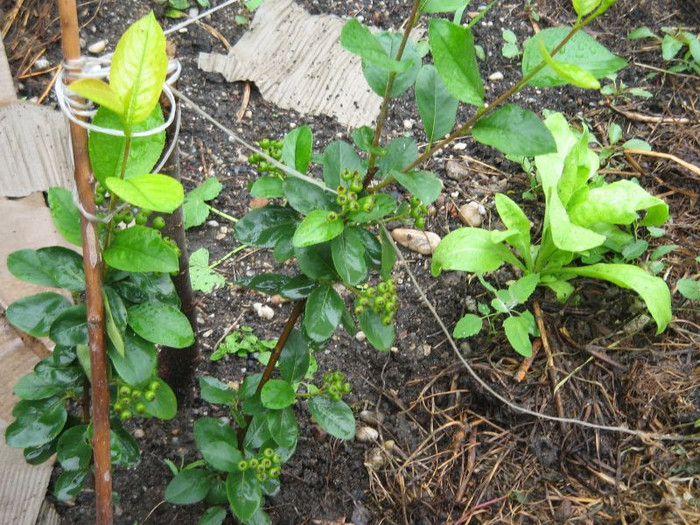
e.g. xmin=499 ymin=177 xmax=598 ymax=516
xmin=257 ymin=305 xmax=275 ymax=320
xmin=35 ymin=58 xmax=50 ymax=70
xmin=489 ymin=71 xmax=504 ymax=81
xmin=452 ymin=142 xmax=467 ymax=150
xmin=403 ymin=119 xmax=414 ymax=131
xmin=207 ymin=220 xmax=219 ymax=227
xmin=355 ymin=331 xmax=367 ymax=342
xmin=88 ymin=40 xmax=107 ymax=54
xmin=356 ymin=426 xmax=379 ymax=442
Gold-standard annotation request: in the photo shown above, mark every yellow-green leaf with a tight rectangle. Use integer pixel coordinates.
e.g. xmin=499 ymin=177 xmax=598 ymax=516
xmin=105 ymin=174 xmax=184 ymax=213
xmin=68 ymin=78 xmax=124 ymax=115
xmin=538 ymin=39 xmax=600 ymax=89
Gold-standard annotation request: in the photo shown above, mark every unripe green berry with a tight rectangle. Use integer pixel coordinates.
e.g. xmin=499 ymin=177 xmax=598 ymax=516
xmin=144 ymin=391 xmax=156 ymax=402
xmin=366 ymin=287 xmax=376 ymax=297
xmin=152 ymin=216 xmax=166 ymax=230
xmin=269 ymin=467 xmax=281 ymax=478
xmin=358 ymin=297 xmax=370 ymax=307
xmin=256 ymin=472 xmax=267 ymax=482
xmin=94 ymin=193 xmax=105 ymax=205
xmin=113 ymin=402 xmax=123 ymax=412
xmin=350 ymin=182 xmax=363 ymax=193
xmin=326 ymin=211 xmax=339 ymax=222
xmin=272 ymin=453 xmax=281 ymax=464
xmin=135 ymin=403 xmax=146 ymax=415
xmin=148 ymin=381 xmax=161 ymax=392
xmin=340 ymin=170 xmax=354 ymax=181
xmin=249 ymin=458 xmax=259 ymax=468
xmin=347 ymin=191 xmax=357 ymax=202
xmin=119 ymin=385 xmax=131 ymax=397
xmin=336 ymin=194 xmax=348 ymax=206
xmin=262 ymin=458 xmax=272 ymax=469
xmin=381 ymin=315 xmax=393 ymax=326
xmin=374 ymin=297 xmax=386 ymax=309
xmin=259 ymin=138 xmax=270 ymax=148
xmin=410 ymin=196 xmax=421 ymax=208
xmin=122 ymin=211 xmax=134 ymax=224
xmin=263 ymin=448 xmax=274 ymax=458
xmin=121 ymin=410 xmax=132 ymax=420
xmin=354 ymin=305 xmax=365 ymax=316
xmin=238 ymin=459 xmax=248 ymax=471
xmin=349 ymin=201 xmax=360 ymax=212
xmin=336 ymin=185 xmax=347 ymax=194
xmin=121 ymin=397 xmax=131 ymax=406
xmin=131 ymin=389 xmax=142 ymax=401
xmin=135 ymin=212 xmax=148 ymax=225
xmin=341 ymin=382 xmax=352 ymax=393
xmin=95 ymin=183 xmax=107 ymax=195
xmin=419 ymin=204 xmax=428 ymax=215
xmin=414 ymin=217 xmax=425 ymax=229
xmin=377 ymin=282 xmax=388 ymax=294
xmin=361 ymin=201 xmax=374 ymax=213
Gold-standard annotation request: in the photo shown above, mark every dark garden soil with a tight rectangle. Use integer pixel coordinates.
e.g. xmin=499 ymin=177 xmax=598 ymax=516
xmin=3 ymin=0 xmax=700 ymax=523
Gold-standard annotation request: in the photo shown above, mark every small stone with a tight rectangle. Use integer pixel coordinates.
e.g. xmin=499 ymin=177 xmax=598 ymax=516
xmin=207 ymin=220 xmax=219 ymax=227
xmin=249 ymin=197 xmax=269 ymax=208
xmin=133 ymin=429 xmax=145 ymax=439
xmin=365 ymin=447 xmax=387 ymax=469
xmin=88 ymin=40 xmax=107 ymax=54
xmin=189 ymin=7 xmax=199 ymax=17
xmin=458 ymin=201 xmax=483 ymax=227
xmin=257 ymin=305 xmax=275 ymax=320
xmin=356 ymin=426 xmax=379 ymax=442
xmin=34 ymin=58 xmax=50 ymax=70
xmin=358 ymin=409 xmax=385 ymax=425
xmin=244 ymin=110 xmax=252 ymax=119
xmin=391 ymin=228 xmax=441 ymax=255
xmin=489 ymin=71 xmax=504 ymax=81
xmin=355 ymin=331 xmax=366 ymax=342
xmin=403 ymin=119 xmax=414 ymax=130
xmin=422 ymin=344 xmax=432 ymax=357
xmin=215 ymin=231 xmax=227 ymax=240
xmin=201 ymin=329 xmax=213 ymax=338
xmin=219 ymin=416 xmax=230 ymax=425
xmin=452 ymin=142 xmax=467 ymax=150
xmin=446 ymin=160 xmax=469 ymax=181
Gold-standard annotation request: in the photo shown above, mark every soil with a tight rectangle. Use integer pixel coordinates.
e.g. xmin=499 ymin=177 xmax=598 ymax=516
xmin=3 ymin=0 xmax=700 ymax=524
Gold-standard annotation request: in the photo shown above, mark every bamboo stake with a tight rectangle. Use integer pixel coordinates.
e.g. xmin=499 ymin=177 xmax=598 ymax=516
xmin=57 ymin=1 xmax=112 ymax=522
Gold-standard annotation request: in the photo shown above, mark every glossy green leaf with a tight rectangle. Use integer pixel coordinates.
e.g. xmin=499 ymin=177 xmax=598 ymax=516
xmin=280 ymin=275 xmax=316 ymax=299
xmin=205 ymin=479 xmax=228 ymax=505
xmin=242 ymin=412 xmax=271 ymax=449
xmin=57 ymin=424 xmax=91 ymax=471
xmin=322 ymin=141 xmax=364 ymax=188
xmin=48 ymin=187 xmax=82 ymax=246
xmin=50 ymin=305 xmax=88 ymax=346
xmin=141 ymin=377 xmax=177 ymax=419
xmin=355 ymin=228 xmax=382 ymax=270
xmin=89 ymin=105 xmax=166 ymax=186
xmin=194 ymin=417 xmax=242 ymax=472
xmin=127 ymin=301 xmax=194 ymax=348
xmin=103 ymin=288 xmax=125 ymax=357
xmin=431 ymin=228 xmax=523 ymax=276
xmin=377 ymin=137 xmax=419 ymax=178
xmin=391 ymin=170 xmax=442 ymax=205
xmin=453 ymin=314 xmax=482 ymax=338
xmin=420 ymin=0 xmax=470 ymax=12
xmin=281 ymin=126 xmax=313 ymax=173
xmin=105 ymin=174 xmax=184 ymax=213
xmin=267 ymin=407 xmax=298 ymax=449
xmin=237 ymin=273 xmax=291 ymax=295
xmin=331 ymin=228 xmax=368 ymax=286
xmin=362 ymin=32 xmax=422 ymax=97
xmin=558 ymin=263 xmax=671 ymax=333
xmin=278 ymin=329 xmax=309 ymax=383
xmin=24 ymin=439 xmax=58 ymax=465
xmin=199 ymin=506 xmax=227 ymax=525
xmin=428 ymin=19 xmax=484 ymax=106
xmin=165 ymin=468 xmax=212 ymax=504
xmin=261 ymin=379 xmax=296 ymax=410
xmin=7 ymin=247 xmax=84 ymax=291
xmin=508 ymin=274 xmax=540 ymax=304
xmin=108 ymin=332 xmax=157 ymax=386
xmin=200 ymin=376 xmax=236 ymax=405
xmin=6 ymin=292 xmax=71 ymax=338
xmin=109 ymin=271 xmax=179 ymax=305
xmin=308 ymin=395 xmax=355 ymax=440
xmin=358 ymin=309 xmax=395 ymax=351
xmin=68 ymin=78 xmax=123 ymax=115
xmin=572 ymin=0 xmax=600 ymax=17
xmin=226 ymin=469 xmax=262 ymax=522
xmin=283 ymin=177 xmax=335 ymax=215
xmin=14 ymin=360 xmax=81 ymax=400
xmin=6 ymin=397 xmax=67 ymax=448
xmin=503 ymin=316 xmax=533 ymax=357
xmin=522 ymin=27 xmax=626 ymax=87
xmin=295 ymin=243 xmax=336 ymax=280
xmin=104 ymin=225 xmax=179 ymax=273
xmin=235 ymin=206 xmax=299 ymax=247
xmin=415 ymin=64 xmax=458 ymax=142
xmin=111 ymin=422 xmax=140 ymax=467
xmin=189 ymin=248 xmax=225 ymax=293
xmin=472 ymin=105 xmax=557 ymax=156
xmin=304 ymin=284 xmax=344 ymax=342
xmin=341 ymin=19 xmax=412 ymax=73
xmin=110 ymin=12 xmax=168 ymax=125
xmin=183 ymin=177 xmax=223 ymax=229
xmin=55 ymin=469 xmax=89 ymax=501
xmin=250 ymin=176 xmax=284 ymax=198
xmin=293 ymin=209 xmax=344 ymax=248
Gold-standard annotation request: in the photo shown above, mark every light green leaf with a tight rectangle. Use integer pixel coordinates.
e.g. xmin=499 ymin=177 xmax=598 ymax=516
xmin=428 ymin=18 xmax=484 ymax=106
xmin=103 ymin=288 xmax=125 ymax=356
xmin=183 ymin=177 xmax=223 ymax=229
xmin=494 ymin=194 xmax=531 ymax=264
xmin=199 ymin=376 xmax=236 ymax=405
xmin=508 ymin=274 xmax=540 ymax=304
xmin=572 ymin=0 xmax=600 ymax=17
xmin=391 ymin=170 xmax=442 ymax=205
xmin=558 ymin=263 xmax=671 ymax=333
xmin=105 ymin=174 xmax=184 ymax=213
xmin=503 ymin=316 xmax=533 ymax=357
xmin=281 ymin=126 xmax=313 ymax=174
xmin=473 ymin=105 xmax=557 ymax=156
xmin=48 ymin=187 xmax=82 ymax=246
xmin=68 ymin=78 xmax=123 ymax=115
xmin=453 ymin=314 xmax=482 ymax=338
xmin=431 ymin=227 xmax=523 ymax=276
xmin=362 ymin=32 xmax=422 ymax=97
xmin=322 ymin=141 xmax=364 ymax=188
xmin=420 ymin=0 xmax=470 ymax=12
xmin=537 ymin=39 xmax=600 ymax=89
xmin=104 ymin=225 xmax=179 ymax=273
xmin=415 ymin=64 xmax=459 ymax=142
xmin=250 ymin=176 xmax=284 ymax=198
xmin=127 ymin=301 xmax=194 ymax=348
xmin=189 ymin=248 xmax=225 ymax=293
xmin=522 ymin=27 xmax=626 ymax=87
xmin=677 ymin=278 xmax=700 ymax=300
xmin=628 ymin=26 xmax=658 ymax=40
xmin=260 ymin=379 xmax=296 ymax=410
xmin=340 ymin=19 xmax=412 ymax=73
xmin=661 ymin=34 xmax=684 ymax=61
xmin=292 ymin=209 xmax=344 ymax=248
xmin=110 ymin=12 xmax=168 ymax=125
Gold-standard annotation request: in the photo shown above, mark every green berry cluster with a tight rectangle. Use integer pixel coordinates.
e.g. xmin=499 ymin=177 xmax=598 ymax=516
xmin=237 ymin=447 xmax=282 ymax=482
xmin=248 ymin=138 xmax=283 ymax=176
xmin=409 ymin=196 xmax=428 ymax=229
xmin=325 ymin=170 xmax=375 ymax=223
xmin=354 ymin=278 xmax=398 ymax=326
xmin=94 ymin=183 xmax=163 ymax=229
xmin=113 ymin=380 xmax=160 ymax=420
xmin=322 ymin=371 xmax=351 ymax=401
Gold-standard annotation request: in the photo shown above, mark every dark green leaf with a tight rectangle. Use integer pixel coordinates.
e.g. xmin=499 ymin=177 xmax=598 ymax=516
xmin=199 ymin=506 xmax=227 ymax=525
xmin=127 ymin=301 xmax=194 ymax=348
xmin=6 ymin=397 xmax=67 ymax=448
xmin=356 ymin=228 xmax=382 ymax=270
xmin=48 ymin=187 xmax=82 ymax=246
xmin=55 ymin=469 xmax=89 ymax=501
xmin=194 ymin=417 xmax=242 ymax=472
xmin=165 ymin=469 xmax=212 ymax=504
xmin=104 ymin=226 xmax=179 ymax=273
xmin=377 ymin=137 xmax=419 ymax=178
xmin=295 ymin=242 xmax=336 ymax=280
xmin=278 ymin=329 xmax=309 ymax=383
xmin=7 ymin=247 xmax=85 ymax=291
xmin=260 ymin=379 xmax=296 ymax=410
xmin=250 ymin=176 xmax=284 ymax=198
xmin=108 ymin=331 xmax=157 ymax=386
xmin=283 ymin=177 xmax=335 ymax=214
xmin=322 ymin=141 xmax=364 ymax=188
xmin=24 ymin=439 xmax=57 ymax=465
xmin=359 ymin=309 xmax=395 ymax=351
xmin=429 ymin=19 xmax=484 ymax=106
xmin=522 ymin=27 xmax=626 ymax=87
xmin=57 ymin=424 xmax=91 ymax=471
xmin=6 ymin=292 xmax=71 ymax=338
xmin=352 ymin=126 xmax=385 ymax=155
xmin=188 ymin=248 xmax=225 ymax=293
xmin=236 ymin=273 xmax=292 ymax=295
xmin=472 ymin=105 xmax=556 ymax=156
xmin=280 ymin=275 xmax=316 ymax=299
xmin=50 ymin=305 xmax=88 ymax=346
xmin=379 ymin=228 xmax=395 ymax=281
xmin=362 ymin=32 xmax=422 ymax=97
xmin=111 ymin=422 xmax=140 ymax=467
xmin=341 ymin=19 xmax=412 ymax=73
xmin=200 ymin=376 xmax=236 ymax=405
xmin=331 ymin=228 xmax=368 ymax=286
xmin=391 ymin=170 xmax=442 ymax=205
xmin=109 ymin=271 xmax=179 ymax=305
xmin=205 ymin=479 xmax=228 ymax=505
xmin=304 ymin=284 xmax=344 ymax=342
xmin=308 ymin=395 xmax=356 ymax=440
xmin=243 ymin=413 xmax=272 ymax=450
xmin=415 ymin=64 xmax=459 ymax=142
xmin=267 ymin=407 xmax=298 ymax=449
xmin=13 ymin=371 xmax=66 ymax=400
xmin=281 ymin=126 xmax=313 ymax=173
xmin=183 ymin=177 xmax=223 ymax=229
xmin=226 ymin=469 xmax=262 ymax=522
xmin=235 ymin=206 xmax=299 ymax=247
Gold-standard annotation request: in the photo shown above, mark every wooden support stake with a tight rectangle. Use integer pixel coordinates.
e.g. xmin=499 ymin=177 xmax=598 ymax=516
xmin=57 ymin=0 xmax=112 ymax=522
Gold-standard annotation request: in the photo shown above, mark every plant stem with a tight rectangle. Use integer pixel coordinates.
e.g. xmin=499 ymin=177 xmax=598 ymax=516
xmin=209 ymin=244 xmax=247 ymax=269
xmin=236 ymin=300 xmax=306 ymax=449
xmin=57 ymin=1 xmax=112 ymax=522
xmin=362 ymin=0 xmax=423 ymax=189
xmin=208 ymin=205 xmax=238 ymax=223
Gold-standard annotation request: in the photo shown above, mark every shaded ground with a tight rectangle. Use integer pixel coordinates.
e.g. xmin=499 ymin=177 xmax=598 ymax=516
xmin=3 ymin=0 xmax=700 ymax=523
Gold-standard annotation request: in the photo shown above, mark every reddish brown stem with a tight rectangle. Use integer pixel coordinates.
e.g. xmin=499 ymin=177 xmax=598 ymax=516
xmin=237 ymin=300 xmax=306 ymax=449
xmin=57 ymin=1 xmax=112 ymax=522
